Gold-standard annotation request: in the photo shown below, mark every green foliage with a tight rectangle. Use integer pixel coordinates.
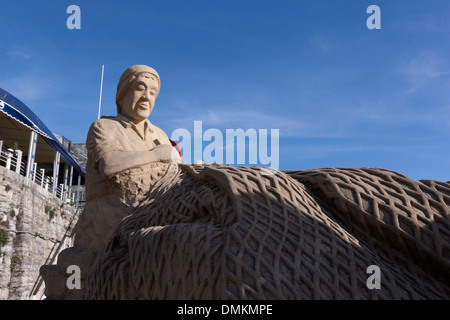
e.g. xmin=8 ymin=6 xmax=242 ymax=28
xmin=0 ymin=230 xmax=10 ymax=258
xmin=0 ymin=230 xmax=8 ymax=247
xmin=44 ymin=205 xmax=52 ymax=214
xmin=5 ymin=185 xmax=11 ymax=192
xmin=10 ymin=256 xmax=19 ymax=272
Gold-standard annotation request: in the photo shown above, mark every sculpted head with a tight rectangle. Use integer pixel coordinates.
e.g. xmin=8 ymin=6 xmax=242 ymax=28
xmin=116 ymin=65 xmax=161 ymax=123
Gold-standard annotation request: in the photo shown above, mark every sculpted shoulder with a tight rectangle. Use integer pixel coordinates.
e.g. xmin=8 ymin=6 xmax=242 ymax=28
xmin=89 ymin=116 xmax=121 ymax=129
xmin=86 ymin=117 xmax=125 ymax=147
xmin=88 ymin=116 xmax=121 ymax=134
xmin=150 ymin=123 xmax=171 ymax=143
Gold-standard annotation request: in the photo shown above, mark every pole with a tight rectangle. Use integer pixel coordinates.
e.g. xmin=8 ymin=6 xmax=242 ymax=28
xmin=97 ymin=64 xmax=104 ymax=120
xmin=26 ymin=131 xmax=38 ymax=179
xmin=53 ymin=151 xmax=60 ymax=195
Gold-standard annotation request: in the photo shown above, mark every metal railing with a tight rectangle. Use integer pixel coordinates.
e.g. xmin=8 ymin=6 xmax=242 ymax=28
xmin=0 ymin=141 xmax=85 ymax=208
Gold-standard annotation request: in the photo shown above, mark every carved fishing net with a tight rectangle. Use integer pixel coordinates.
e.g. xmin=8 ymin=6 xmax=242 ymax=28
xmin=82 ymin=164 xmax=450 ymax=299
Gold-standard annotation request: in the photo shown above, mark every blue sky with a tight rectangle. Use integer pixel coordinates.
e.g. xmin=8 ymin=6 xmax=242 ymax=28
xmin=0 ymin=0 xmax=449 ymax=181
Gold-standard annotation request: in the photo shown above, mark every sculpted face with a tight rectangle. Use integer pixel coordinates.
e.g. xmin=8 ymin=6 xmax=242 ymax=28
xmin=120 ymin=73 xmax=159 ymax=123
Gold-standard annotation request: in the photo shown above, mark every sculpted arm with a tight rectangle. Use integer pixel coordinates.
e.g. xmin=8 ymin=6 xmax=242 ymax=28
xmin=99 ymin=144 xmax=177 ymax=177
xmin=87 ymin=120 xmax=180 ymax=178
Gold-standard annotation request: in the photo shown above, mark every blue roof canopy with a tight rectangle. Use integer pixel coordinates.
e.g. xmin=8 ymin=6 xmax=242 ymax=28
xmin=0 ymin=87 xmax=85 ymax=176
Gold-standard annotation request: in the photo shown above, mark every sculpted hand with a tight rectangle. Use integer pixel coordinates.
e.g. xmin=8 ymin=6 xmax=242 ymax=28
xmin=153 ymin=144 xmax=182 ymax=164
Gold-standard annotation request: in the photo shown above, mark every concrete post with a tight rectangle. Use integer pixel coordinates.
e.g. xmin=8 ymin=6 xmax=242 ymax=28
xmin=53 ymin=152 xmax=60 ymax=195
xmin=32 ymin=163 xmax=37 ymax=182
xmin=15 ymin=150 xmax=22 ymax=174
xmin=26 ymin=131 xmax=38 ymax=179
xmin=68 ymin=166 xmax=74 ymax=203
xmin=76 ymin=175 xmax=81 ymax=209
xmin=6 ymin=148 xmax=13 ymax=170
xmin=63 ymin=163 xmax=69 ymax=202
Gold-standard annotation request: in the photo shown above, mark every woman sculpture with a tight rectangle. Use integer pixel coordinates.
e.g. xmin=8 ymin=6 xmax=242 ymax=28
xmin=41 ymin=65 xmax=450 ymax=300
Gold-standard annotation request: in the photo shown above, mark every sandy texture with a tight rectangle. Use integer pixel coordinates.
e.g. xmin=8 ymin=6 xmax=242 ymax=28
xmin=80 ymin=164 xmax=449 ymax=299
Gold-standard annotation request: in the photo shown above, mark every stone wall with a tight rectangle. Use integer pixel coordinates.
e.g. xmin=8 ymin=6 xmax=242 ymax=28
xmin=0 ymin=166 xmax=79 ymax=300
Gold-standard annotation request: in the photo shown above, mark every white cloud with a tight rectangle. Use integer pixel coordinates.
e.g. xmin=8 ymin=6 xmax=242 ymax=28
xmin=403 ymin=51 xmax=450 ymax=93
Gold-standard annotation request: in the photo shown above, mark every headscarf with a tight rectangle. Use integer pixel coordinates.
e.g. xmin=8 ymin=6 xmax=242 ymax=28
xmin=115 ymin=65 xmax=161 ymax=113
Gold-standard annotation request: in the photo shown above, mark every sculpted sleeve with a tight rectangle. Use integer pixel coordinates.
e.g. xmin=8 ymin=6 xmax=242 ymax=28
xmin=86 ymin=119 xmax=123 ymax=171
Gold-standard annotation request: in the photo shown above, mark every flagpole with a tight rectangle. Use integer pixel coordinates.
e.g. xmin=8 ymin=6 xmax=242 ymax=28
xmin=97 ymin=64 xmax=104 ymax=120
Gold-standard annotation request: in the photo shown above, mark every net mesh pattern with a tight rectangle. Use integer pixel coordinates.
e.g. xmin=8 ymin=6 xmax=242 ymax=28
xmin=82 ymin=165 xmax=450 ymax=300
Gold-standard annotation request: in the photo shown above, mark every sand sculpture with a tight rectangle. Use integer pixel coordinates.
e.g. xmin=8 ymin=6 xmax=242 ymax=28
xmin=40 ymin=65 xmax=450 ymax=300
